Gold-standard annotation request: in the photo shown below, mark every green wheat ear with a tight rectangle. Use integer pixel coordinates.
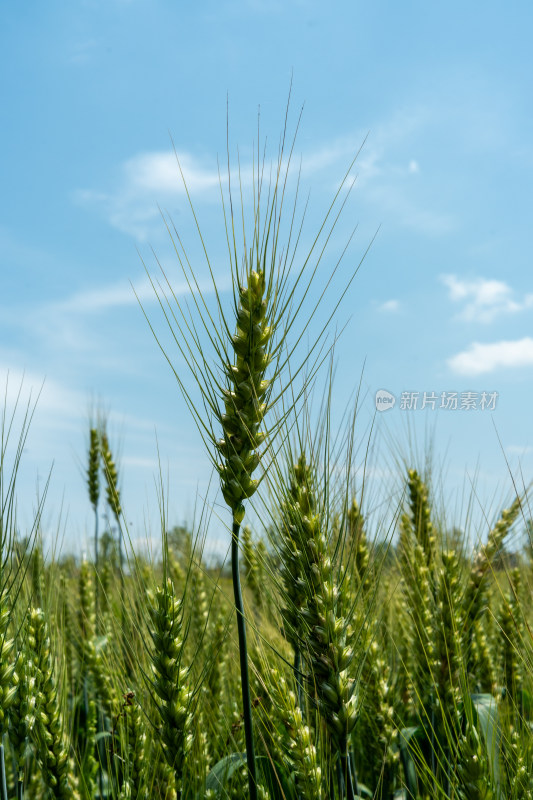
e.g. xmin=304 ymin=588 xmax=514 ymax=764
xmin=29 ymin=608 xmax=80 ymax=800
xmin=100 ymin=432 xmax=121 ymax=521
xmin=0 ymin=599 xmax=17 ymax=737
xmin=87 ymin=428 xmax=100 ymax=511
xmin=217 ymin=266 xmax=271 ymax=520
xmin=147 ymin=579 xmax=193 ymax=799
xmin=87 ymin=425 xmax=101 ymax=623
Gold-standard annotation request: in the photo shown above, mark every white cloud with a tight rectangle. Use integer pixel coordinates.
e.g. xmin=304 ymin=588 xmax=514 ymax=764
xmin=506 ymin=445 xmax=533 ymax=455
xmin=52 ymin=271 xmax=226 ymax=316
xmin=124 ymin=151 xmax=221 ymax=195
xmin=343 ymin=120 xmax=451 ymax=234
xmin=367 ymin=183 xmax=455 ymax=235
xmin=77 ymin=103 xmax=454 ymax=241
xmin=67 ymin=39 xmax=100 ymax=64
xmin=75 ymin=150 xmax=227 ymax=240
xmin=308 ymin=139 xmax=382 ymax=188
xmin=76 ymin=106 xmax=430 ymax=241
xmin=447 ymin=337 xmax=533 ymax=375
xmin=0 ymin=263 xmax=231 ymax=390
xmin=52 ymin=275 xmax=153 ymax=313
xmin=0 ymin=367 xmax=86 ymax=421
xmin=378 ymin=299 xmax=400 ymax=312
xmin=442 ymin=274 xmax=533 ymax=323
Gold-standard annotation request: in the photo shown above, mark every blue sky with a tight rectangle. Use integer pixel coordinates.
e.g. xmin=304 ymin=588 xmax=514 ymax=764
xmin=2 ymin=1 xmax=533 ymax=557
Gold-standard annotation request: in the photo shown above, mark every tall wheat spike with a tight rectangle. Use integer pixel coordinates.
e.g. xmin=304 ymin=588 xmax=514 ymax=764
xmin=266 ymin=667 xmax=323 ymax=799
xmin=463 ymin=497 xmax=522 ymax=684
xmin=87 ymin=427 xmax=100 ymax=606
xmin=9 ymin=644 xmax=37 ymax=798
xmin=29 ymin=608 xmax=80 ymax=800
xmin=278 ymin=453 xmax=359 ymax=797
xmin=147 ymin=579 xmax=193 ymax=799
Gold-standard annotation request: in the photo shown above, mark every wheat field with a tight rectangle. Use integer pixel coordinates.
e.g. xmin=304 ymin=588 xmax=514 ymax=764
xmin=1 ymin=111 xmax=532 ymax=800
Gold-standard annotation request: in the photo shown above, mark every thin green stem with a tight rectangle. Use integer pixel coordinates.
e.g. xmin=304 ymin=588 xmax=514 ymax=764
xmin=94 ymin=508 xmax=99 ymax=626
xmin=0 ymin=744 xmax=8 ymax=800
xmin=118 ymin=522 xmax=125 ymax=606
xmin=293 ymin=648 xmax=304 ymax=715
xmin=338 ymin=751 xmax=357 ymax=800
xmin=94 ymin=513 xmax=104 ymax=800
xmin=116 ymin=520 xmax=129 ymax=676
xmin=97 ymin=706 xmax=105 ymax=800
xmin=347 ymin=752 xmax=358 ymax=800
xmin=232 ymin=518 xmax=257 ymax=800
